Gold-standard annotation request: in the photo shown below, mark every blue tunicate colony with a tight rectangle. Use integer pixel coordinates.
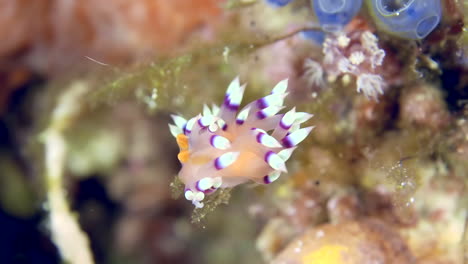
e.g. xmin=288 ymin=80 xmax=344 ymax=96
xmin=266 ymin=0 xmax=293 ymax=7
xmin=265 ymin=0 xmax=442 ymax=40
xmin=313 ymin=0 xmax=363 ymax=32
xmin=368 ymin=0 xmax=442 ymax=39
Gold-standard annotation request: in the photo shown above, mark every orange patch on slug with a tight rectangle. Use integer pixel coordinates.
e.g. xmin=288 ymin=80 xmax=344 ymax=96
xmin=225 ymin=151 xmax=264 ymax=179
xmin=176 ymin=134 xmax=189 ymax=150
xmin=190 ymin=155 xmax=212 ymax=165
xmin=176 ymin=134 xmax=190 ymax=163
xmin=178 ymin=150 xmax=190 ymax=163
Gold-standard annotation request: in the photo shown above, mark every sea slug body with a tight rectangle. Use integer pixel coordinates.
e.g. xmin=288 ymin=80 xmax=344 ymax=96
xmin=169 ymin=78 xmax=314 ymax=208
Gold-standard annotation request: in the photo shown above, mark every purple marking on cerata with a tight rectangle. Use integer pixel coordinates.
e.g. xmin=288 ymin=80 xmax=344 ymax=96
xmin=256 ymin=132 xmax=264 ymax=144
xmin=198 ymin=119 xmax=206 ymax=127
xmin=214 ymin=157 xmax=223 ymax=170
xmin=196 ymin=181 xmax=203 ymax=192
xmin=223 ymin=97 xmax=239 ymax=111
xmin=223 ymin=97 xmax=230 ymax=107
xmin=227 ymin=103 xmax=240 ymax=111
xmin=257 ymin=98 xmax=268 ymax=109
xmin=222 ymin=124 xmax=228 ymax=131
xmin=264 ymin=151 xmax=275 ymax=163
xmin=263 ymin=175 xmax=271 ymax=184
xmin=256 ymin=111 xmax=267 ymax=120
xmin=204 ymin=188 xmax=215 ymax=194
xmin=281 ymin=137 xmax=294 ymax=148
xmin=209 ymin=135 xmax=216 ymax=147
xmin=208 ymin=125 xmax=217 ymax=133
xmin=197 ymin=181 xmax=215 ymax=193
xmin=183 ymin=124 xmax=191 ymax=134
xmin=236 ymin=119 xmax=244 ymax=125
xmin=279 ymin=119 xmax=291 ymax=130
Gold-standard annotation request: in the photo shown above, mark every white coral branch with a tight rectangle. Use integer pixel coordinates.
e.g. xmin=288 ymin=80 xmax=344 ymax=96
xmin=43 ymin=81 xmax=95 ymax=264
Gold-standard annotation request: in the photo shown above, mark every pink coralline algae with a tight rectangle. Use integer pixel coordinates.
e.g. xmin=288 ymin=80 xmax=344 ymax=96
xmin=169 ymin=78 xmax=314 ymax=208
xmin=304 ymin=31 xmax=387 ymax=100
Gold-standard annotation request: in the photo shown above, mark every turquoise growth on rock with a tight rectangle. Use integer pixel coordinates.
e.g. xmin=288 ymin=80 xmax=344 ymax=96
xmin=266 ymin=0 xmax=293 ymax=7
xmin=300 ymin=29 xmax=326 ymax=44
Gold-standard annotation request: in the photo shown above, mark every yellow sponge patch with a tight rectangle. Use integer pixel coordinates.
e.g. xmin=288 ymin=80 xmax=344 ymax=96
xmin=302 ymin=244 xmax=349 ymax=264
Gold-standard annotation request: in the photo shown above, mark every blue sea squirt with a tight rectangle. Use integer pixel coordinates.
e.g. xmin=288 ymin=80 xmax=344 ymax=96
xmin=169 ymin=78 xmax=314 ymax=208
xmin=313 ymin=0 xmax=363 ymax=32
xmin=266 ymin=0 xmax=294 ymax=7
xmin=368 ymin=0 xmax=442 ymax=39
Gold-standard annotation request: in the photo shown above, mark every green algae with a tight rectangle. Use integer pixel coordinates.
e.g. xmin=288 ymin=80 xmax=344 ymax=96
xmin=0 ymin=153 xmax=36 ymax=218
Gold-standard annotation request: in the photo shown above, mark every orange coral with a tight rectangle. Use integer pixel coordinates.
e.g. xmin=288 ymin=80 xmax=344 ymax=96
xmin=1 ymin=0 xmax=225 ymax=74
xmin=0 ymin=0 xmax=44 ymax=57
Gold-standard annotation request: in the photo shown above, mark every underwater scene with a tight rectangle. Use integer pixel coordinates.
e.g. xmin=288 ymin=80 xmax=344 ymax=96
xmin=0 ymin=0 xmax=467 ymax=263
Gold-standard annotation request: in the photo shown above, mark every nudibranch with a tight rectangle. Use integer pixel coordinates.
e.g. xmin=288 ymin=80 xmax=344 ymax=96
xmin=169 ymin=78 xmax=314 ymax=208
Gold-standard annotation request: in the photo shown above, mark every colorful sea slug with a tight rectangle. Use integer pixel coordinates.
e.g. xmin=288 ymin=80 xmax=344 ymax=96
xmin=169 ymin=78 xmax=314 ymax=208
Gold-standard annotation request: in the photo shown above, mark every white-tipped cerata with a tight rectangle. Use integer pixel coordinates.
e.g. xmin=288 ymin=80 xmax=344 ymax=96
xmin=228 ymin=84 xmax=246 ymax=108
xmin=256 ymin=132 xmax=282 ymax=148
xmin=208 ymin=123 xmax=219 ymax=132
xmin=192 ymin=191 xmax=205 ymax=208
xmin=257 ymin=106 xmax=284 ymax=119
xmin=280 ymin=107 xmax=296 ymax=129
xmin=289 ymin=123 xmax=300 ymax=133
xmin=226 ymin=76 xmax=241 ymax=97
xmin=217 ymin=119 xmax=226 ymax=130
xmin=265 ymin=151 xmax=287 ymax=172
xmin=198 ymin=115 xmax=215 ymax=127
xmin=184 ymin=189 xmax=195 ymax=200
xmin=171 ymin=115 xmax=187 ymax=129
xmin=203 ymin=104 xmax=212 ymax=116
xmin=257 ymin=93 xmax=288 ymax=109
xmin=197 ymin=177 xmax=214 ymax=191
xmin=294 ymin=112 xmax=314 ymax=124
xmin=282 ymin=126 xmax=314 ymax=148
xmin=278 ymin=147 xmax=296 ymax=161
xmin=210 ymin=135 xmax=231 ymax=150
xmin=252 ymin=127 xmax=268 ymax=134
xmin=194 ymin=191 xmax=205 ymax=201
xmin=185 ymin=117 xmax=197 ymax=133
xmin=211 ymin=104 xmax=220 ymax=116
xmin=215 ymin=152 xmax=240 ymax=170
xmin=169 ymin=124 xmax=182 ymax=137
xmin=236 ymin=106 xmax=250 ymax=124
xmin=263 ymin=171 xmax=281 ymax=184
xmin=212 ymin=177 xmax=222 ymax=188
xmin=272 ymin=79 xmax=288 ymax=94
